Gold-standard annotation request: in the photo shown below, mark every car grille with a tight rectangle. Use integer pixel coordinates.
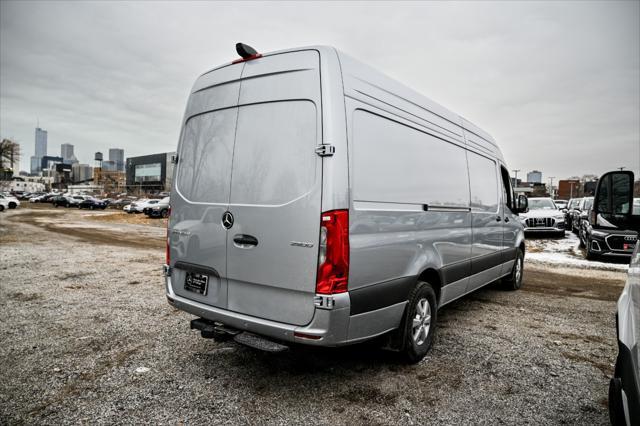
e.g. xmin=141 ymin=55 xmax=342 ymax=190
xmin=605 ymin=235 xmax=638 ymax=252
xmin=525 ymin=217 xmax=556 ymax=228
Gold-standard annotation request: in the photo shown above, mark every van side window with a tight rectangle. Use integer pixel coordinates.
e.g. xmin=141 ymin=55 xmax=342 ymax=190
xmin=499 ymin=166 xmax=514 ymax=210
xmin=353 ymin=110 xmax=470 ymax=207
xmin=467 ymin=152 xmax=499 ymax=212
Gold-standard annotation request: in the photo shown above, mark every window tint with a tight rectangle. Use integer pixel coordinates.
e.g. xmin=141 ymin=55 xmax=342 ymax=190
xmin=353 ymin=111 xmax=469 ymax=207
xmin=467 ymin=152 xmax=499 ymax=212
xmin=176 ymin=108 xmax=237 ymax=204
xmin=230 ymin=101 xmax=317 ymax=205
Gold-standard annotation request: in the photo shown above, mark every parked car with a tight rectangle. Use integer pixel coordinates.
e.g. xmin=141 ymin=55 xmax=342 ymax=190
xmin=578 ymin=175 xmax=638 ymax=261
xmin=130 ymin=198 xmax=160 ymax=213
xmin=145 ymin=197 xmax=170 ymax=218
xmin=554 ymin=199 xmax=568 ymax=210
xmin=52 ymin=196 xmax=72 ymax=208
xmin=593 ymin=171 xmax=640 ymax=425
xmin=0 ymin=197 xmax=9 ymax=212
xmin=0 ymin=193 xmax=20 ymax=209
xmin=565 ymin=197 xmax=582 ymax=231
xmin=79 ymin=197 xmax=107 ymax=210
xmin=519 ymin=197 xmax=565 ymax=237
xmin=110 ymin=198 xmax=134 ymax=209
xmin=165 ymin=44 xmax=529 ymax=363
xmin=571 ymin=197 xmax=594 ymax=234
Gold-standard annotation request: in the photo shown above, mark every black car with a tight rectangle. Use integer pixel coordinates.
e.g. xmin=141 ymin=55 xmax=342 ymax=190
xmin=52 ymin=196 xmax=71 ymax=208
xmin=79 ymin=198 xmax=107 ymax=210
xmin=564 ymin=197 xmax=582 ymax=231
xmin=579 ymin=181 xmax=638 ymax=261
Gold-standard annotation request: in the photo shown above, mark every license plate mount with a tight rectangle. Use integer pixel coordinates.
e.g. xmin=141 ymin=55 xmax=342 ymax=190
xmin=184 ymin=272 xmax=209 ymax=296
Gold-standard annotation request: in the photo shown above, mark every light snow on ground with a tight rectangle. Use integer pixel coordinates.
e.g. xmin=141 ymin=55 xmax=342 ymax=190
xmin=525 ymin=232 xmax=629 ymax=272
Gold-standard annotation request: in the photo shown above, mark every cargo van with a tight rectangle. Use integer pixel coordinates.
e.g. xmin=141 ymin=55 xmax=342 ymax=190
xmin=164 ymin=44 xmax=528 ymax=362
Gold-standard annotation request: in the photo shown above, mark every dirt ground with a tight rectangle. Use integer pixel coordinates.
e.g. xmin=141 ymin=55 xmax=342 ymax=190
xmin=0 ymin=206 xmax=627 ymax=424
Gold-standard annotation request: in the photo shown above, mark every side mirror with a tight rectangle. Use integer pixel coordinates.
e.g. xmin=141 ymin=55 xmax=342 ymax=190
xmin=514 ymin=194 xmax=528 ymax=214
xmin=593 ymin=170 xmax=635 ymax=225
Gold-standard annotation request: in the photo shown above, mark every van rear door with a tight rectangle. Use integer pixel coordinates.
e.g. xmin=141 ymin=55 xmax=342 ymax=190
xmin=225 ymin=51 xmax=323 ymax=326
xmin=169 ymin=64 xmax=243 ymax=309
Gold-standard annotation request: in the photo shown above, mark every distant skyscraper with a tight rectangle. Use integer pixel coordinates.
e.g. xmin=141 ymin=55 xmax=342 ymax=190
xmin=72 ymin=163 xmax=93 ymax=183
xmin=61 ymin=143 xmax=74 ymax=161
xmin=527 ymin=170 xmax=542 ymax=183
xmin=109 ymin=148 xmax=125 ymax=172
xmin=35 ymin=127 xmax=47 ymax=158
xmin=31 ymin=127 xmax=48 ymax=174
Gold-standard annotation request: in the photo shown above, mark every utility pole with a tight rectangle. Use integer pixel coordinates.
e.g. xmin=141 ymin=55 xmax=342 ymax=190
xmin=512 ymin=169 xmax=520 ymax=187
xmin=549 ymin=177 xmax=555 ymax=198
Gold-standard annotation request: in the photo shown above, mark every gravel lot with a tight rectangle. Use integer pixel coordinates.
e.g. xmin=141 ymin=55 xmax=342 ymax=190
xmin=0 ymin=207 xmax=627 ymax=425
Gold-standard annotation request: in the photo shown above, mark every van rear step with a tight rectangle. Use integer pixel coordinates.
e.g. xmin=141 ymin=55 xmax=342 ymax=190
xmin=233 ymin=332 xmax=289 ymax=353
xmin=190 ymin=318 xmax=240 ymax=340
xmin=190 ymin=318 xmax=289 ymax=352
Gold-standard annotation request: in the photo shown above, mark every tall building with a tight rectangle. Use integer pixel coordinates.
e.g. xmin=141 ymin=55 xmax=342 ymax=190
xmin=527 ymin=170 xmax=542 ymax=183
xmin=108 ymin=148 xmax=125 ymax=172
xmin=35 ymin=127 xmax=47 ymax=158
xmin=60 ymin=143 xmax=78 ymax=164
xmin=31 ymin=127 xmax=48 ymax=174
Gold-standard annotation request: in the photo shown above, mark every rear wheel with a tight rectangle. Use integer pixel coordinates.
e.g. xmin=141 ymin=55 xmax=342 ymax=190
xmin=609 ymin=377 xmax=625 ymax=426
xmin=8 ymin=202 xmax=16 ymax=209
xmin=161 ymin=209 xmax=169 ymax=218
xmin=502 ymin=248 xmax=524 ymax=290
xmin=399 ymin=282 xmax=437 ymax=363
xmin=0 ymin=205 xmax=4 ymax=212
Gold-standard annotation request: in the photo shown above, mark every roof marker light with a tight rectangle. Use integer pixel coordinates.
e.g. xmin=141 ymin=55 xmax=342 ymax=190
xmin=233 ymin=42 xmax=262 ymax=64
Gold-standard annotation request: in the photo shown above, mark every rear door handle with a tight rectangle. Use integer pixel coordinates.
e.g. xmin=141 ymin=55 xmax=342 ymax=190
xmin=233 ymin=234 xmax=258 ymax=248
xmin=504 ymin=217 xmax=510 ymax=223
xmin=496 ymin=216 xmax=502 ymax=222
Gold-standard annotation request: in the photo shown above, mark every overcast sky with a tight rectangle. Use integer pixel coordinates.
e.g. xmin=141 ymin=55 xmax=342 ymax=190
xmin=1 ymin=1 xmax=638 ymax=182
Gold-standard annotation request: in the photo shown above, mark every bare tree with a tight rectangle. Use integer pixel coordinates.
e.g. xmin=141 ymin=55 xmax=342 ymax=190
xmin=0 ymin=138 xmax=21 ymax=171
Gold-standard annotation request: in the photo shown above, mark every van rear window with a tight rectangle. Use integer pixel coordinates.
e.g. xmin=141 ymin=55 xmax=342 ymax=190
xmin=230 ymin=101 xmax=317 ymax=205
xmin=175 ymin=108 xmax=237 ymax=204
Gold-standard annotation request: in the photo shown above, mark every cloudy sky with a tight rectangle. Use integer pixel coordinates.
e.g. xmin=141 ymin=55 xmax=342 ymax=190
xmin=1 ymin=1 xmax=638 ymax=182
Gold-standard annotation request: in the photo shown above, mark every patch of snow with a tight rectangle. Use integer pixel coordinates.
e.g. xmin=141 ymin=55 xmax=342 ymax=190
xmin=525 ymin=232 xmax=629 ymax=272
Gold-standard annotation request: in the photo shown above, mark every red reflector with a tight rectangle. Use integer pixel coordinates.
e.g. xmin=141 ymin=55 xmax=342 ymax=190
xmin=294 ymin=332 xmax=322 ymax=340
xmin=232 ymin=53 xmax=262 ymax=64
xmin=316 ymin=209 xmax=349 ymax=295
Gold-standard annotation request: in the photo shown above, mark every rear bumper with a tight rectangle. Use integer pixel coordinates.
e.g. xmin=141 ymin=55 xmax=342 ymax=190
xmin=164 ymin=265 xmax=353 ymax=346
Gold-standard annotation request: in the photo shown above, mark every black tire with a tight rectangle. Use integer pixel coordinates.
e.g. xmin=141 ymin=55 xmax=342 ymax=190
xmin=609 ymin=377 xmax=626 ymax=426
xmin=556 ymin=231 xmax=565 ymax=238
xmin=578 ymin=230 xmax=586 ymax=248
xmin=8 ymin=202 xmax=16 ymax=209
xmin=161 ymin=209 xmax=169 ymax=218
xmin=54 ymin=203 xmax=59 ymax=208
xmin=502 ymin=248 xmax=524 ymax=290
xmin=90 ymin=205 xmax=95 ymax=210
xmin=399 ymin=282 xmax=437 ymax=364
xmin=0 ymin=205 xmax=4 ymax=212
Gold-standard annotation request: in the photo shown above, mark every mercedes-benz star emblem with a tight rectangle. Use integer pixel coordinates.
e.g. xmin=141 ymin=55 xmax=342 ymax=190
xmin=222 ymin=211 xmax=234 ymax=229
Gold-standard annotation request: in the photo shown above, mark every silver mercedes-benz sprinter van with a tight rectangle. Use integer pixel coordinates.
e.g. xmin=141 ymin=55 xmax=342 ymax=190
xmin=164 ymin=44 xmax=527 ymax=362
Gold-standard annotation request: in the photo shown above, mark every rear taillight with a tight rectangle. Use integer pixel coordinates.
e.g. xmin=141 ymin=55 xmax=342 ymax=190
xmin=316 ymin=210 xmax=349 ymax=295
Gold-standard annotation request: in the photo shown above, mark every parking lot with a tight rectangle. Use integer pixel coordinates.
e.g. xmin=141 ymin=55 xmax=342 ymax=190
xmin=0 ymin=206 xmax=629 ymax=424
